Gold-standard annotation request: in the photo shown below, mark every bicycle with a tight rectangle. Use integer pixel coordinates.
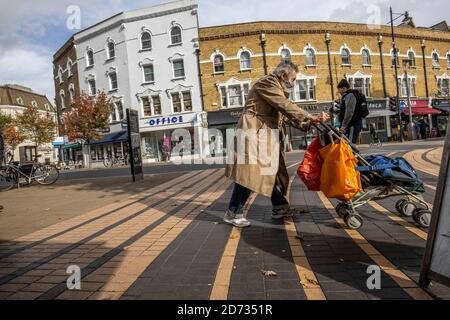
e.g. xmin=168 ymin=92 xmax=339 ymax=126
xmin=0 ymin=155 xmax=59 ymax=192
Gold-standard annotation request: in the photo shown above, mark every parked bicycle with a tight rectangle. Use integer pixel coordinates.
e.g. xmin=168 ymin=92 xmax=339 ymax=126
xmin=0 ymin=155 xmax=59 ymax=192
xmin=103 ymin=155 xmax=129 ymax=168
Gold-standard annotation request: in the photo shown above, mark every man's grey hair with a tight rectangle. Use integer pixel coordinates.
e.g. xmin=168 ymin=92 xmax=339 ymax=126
xmin=273 ymin=62 xmax=299 ymax=78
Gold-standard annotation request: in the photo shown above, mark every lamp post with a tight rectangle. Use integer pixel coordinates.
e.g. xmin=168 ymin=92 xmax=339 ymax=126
xmin=390 ymin=7 xmax=404 ymax=142
xmin=421 ymin=39 xmax=430 ymax=98
xmin=325 ymin=32 xmax=335 ymax=102
xmin=403 ymin=58 xmax=416 ymax=140
xmin=378 ymin=34 xmax=388 ymax=98
xmin=259 ymin=32 xmax=268 ymax=76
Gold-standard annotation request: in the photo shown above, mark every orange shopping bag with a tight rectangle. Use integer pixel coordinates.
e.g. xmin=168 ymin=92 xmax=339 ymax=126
xmin=319 ymin=140 xmax=362 ymax=201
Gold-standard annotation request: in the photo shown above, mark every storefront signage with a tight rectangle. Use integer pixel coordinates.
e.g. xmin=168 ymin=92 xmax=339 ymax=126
xmin=148 ymin=116 xmax=184 ymax=126
xmin=207 ymin=108 xmax=243 ymax=126
xmin=298 ymin=102 xmax=331 ymax=114
xmin=127 ymin=109 xmax=144 ymax=182
xmin=367 ymin=99 xmax=388 ymax=110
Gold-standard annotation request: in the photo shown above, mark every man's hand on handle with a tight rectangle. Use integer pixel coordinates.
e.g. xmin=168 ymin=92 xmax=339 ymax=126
xmin=308 ymin=112 xmax=330 ymax=124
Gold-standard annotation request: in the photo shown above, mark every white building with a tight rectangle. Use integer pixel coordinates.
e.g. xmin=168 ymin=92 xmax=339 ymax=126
xmin=74 ymin=0 xmax=206 ymax=164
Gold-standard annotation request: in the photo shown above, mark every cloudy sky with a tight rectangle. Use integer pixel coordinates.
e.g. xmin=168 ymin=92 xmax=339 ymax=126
xmin=0 ymin=0 xmax=448 ymax=102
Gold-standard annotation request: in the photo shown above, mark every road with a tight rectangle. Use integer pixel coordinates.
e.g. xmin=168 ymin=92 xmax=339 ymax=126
xmin=0 ymin=138 xmax=448 ymax=300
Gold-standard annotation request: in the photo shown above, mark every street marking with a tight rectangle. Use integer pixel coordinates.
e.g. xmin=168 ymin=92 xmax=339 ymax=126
xmin=368 ymin=201 xmax=428 ymax=241
xmin=210 ymin=192 xmax=258 ymax=300
xmin=404 ymin=149 xmax=439 ymax=176
xmin=284 ymin=176 xmax=326 ymax=300
xmin=1 ymin=170 xmax=219 ymax=287
xmin=287 ymin=161 xmax=301 ymax=170
xmin=317 ymin=192 xmax=432 ymax=300
xmin=426 ymin=147 xmax=443 ymax=165
xmin=424 ymin=184 xmax=436 ymax=191
xmin=0 ymin=170 xmax=200 ymax=258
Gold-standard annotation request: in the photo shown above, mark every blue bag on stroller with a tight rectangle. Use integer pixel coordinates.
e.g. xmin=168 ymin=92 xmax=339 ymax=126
xmin=356 ymin=155 xmax=425 ymax=193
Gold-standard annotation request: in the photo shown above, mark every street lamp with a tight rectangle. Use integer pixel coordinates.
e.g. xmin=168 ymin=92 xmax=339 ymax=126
xmin=325 ymin=32 xmax=335 ymax=102
xmin=259 ymin=32 xmax=268 ymax=76
xmin=378 ymin=34 xmax=387 ymax=98
xmin=421 ymin=39 xmax=430 ymax=98
xmin=402 ymin=58 xmax=417 ymax=140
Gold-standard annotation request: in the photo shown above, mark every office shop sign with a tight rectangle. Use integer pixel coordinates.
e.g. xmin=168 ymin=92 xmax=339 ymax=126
xmin=141 ymin=113 xmax=197 ymax=129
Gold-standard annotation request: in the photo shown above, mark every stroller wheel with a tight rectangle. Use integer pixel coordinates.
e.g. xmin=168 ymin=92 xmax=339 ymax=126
xmin=413 ymin=209 xmax=432 ymax=228
xmin=344 ymin=213 xmax=364 ymax=230
xmin=395 ymin=199 xmax=406 ymax=214
xmin=400 ymin=201 xmax=417 ymax=217
xmin=336 ymin=203 xmax=350 ymax=218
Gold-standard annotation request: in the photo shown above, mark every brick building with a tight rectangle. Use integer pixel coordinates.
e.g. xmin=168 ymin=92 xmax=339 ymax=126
xmin=199 ymin=20 xmax=450 ymax=146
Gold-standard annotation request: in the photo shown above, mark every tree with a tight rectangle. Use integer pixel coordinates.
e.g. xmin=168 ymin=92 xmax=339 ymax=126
xmin=2 ymin=125 xmax=25 ymax=161
xmin=0 ymin=112 xmax=13 ymax=130
xmin=15 ymin=106 xmax=56 ymax=149
xmin=62 ymin=91 xmax=112 ymax=166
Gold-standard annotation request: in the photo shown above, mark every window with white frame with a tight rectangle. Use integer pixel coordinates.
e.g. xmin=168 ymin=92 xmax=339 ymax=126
xmin=110 ymin=101 xmax=124 ymax=122
xmin=341 ymin=49 xmax=351 ymax=65
xmin=141 ymin=32 xmax=152 ymax=50
xmin=88 ymin=79 xmax=96 ymax=96
xmin=214 ymin=55 xmax=225 ymax=73
xmin=170 ymin=26 xmax=182 ymax=45
xmin=397 ymin=76 xmax=417 ymax=97
xmin=87 ymin=49 xmax=94 ymax=67
xmin=58 ymin=67 xmax=63 ymax=84
xmin=293 ymin=79 xmax=315 ymax=101
xmin=60 ymin=92 xmax=66 ymax=110
xmin=67 ymin=60 xmax=73 ymax=77
xmin=432 ymin=52 xmax=440 ymax=67
xmin=171 ymin=93 xmax=182 ymax=113
xmin=173 ymin=59 xmax=185 ymax=78
xmin=218 ymin=82 xmax=250 ymax=108
xmin=280 ymin=49 xmax=291 ymax=63
xmin=408 ymin=51 xmax=416 ymax=67
xmin=31 ymin=101 xmax=38 ymax=108
xmin=107 ymin=41 xmax=115 ymax=59
xmin=362 ymin=49 xmax=371 ymax=65
xmin=240 ymin=51 xmax=251 ymax=70
xmin=16 ymin=97 xmax=24 ymax=105
xmin=349 ymin=77 xmax=371 ymax=97
xmin=143 ymin=64 xmax=154 ymax=83
xmin=109 ymin=71 xmax=118 ymax=91
xmin=305 ymin=49 xmax=315 ymax=66
xmin=142 ymin=95 xmax=162 ymax=117
xmin=437 ymin=77 xmax=450 ymax=97
xmin=447 ymin=54 xmax=450 ymax=68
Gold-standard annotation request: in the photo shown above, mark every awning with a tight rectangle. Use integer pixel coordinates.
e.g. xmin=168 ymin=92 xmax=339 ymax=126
xmin=89 ymin=130 xmax=128 ymax=146
xmin=433 ymin=106 xmax=450 ymax=114
xmin=403 ymin=107 xmax=442 ymax=115
xmin=62 ymin=143 xmax=81 ymax=150
xmin=367 ymin=109 xmax=397 ymax=118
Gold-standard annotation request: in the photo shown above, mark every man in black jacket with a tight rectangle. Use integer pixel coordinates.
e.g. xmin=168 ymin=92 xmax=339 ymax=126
xmin=337 ymin=79 xmax=363 ymax=144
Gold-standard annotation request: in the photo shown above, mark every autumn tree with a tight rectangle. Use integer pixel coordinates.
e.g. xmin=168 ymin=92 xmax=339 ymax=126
xmin=2 ymin=126 xmax=25 ymax=161
xmin=0 ymin=112 xmax=12 ymax=130
xmin=62 ymin=91 xmax=112 ymax=166
xmin=15 ymin=106 xmax=56 ymax=149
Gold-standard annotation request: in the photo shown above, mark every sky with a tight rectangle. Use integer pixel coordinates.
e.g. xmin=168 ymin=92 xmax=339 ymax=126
xmin=0 ymin=0 xmax=448 ymax=102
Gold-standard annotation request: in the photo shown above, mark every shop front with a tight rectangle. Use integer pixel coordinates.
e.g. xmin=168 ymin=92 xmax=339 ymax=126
xmin=400 ymin=99 xmax=441 ymax=139
xmin=140 ymin=112 xmax=207 ymax=163
xmin=361 ymin=99 xmax=396 ymax=144
xmin=432 ymin=98 xmax=449 ymax=137
xmin=206 ymin=108 xmax=243 ymax=156
xmin=88 ymin=130 xmax=129 ymax=167
xmin=62 ymin=142 xmax=83 ymax=164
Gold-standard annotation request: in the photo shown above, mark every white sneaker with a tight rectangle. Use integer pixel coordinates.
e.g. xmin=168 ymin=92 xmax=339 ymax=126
xmin=223 ymin=211 xmax=251 ymax=228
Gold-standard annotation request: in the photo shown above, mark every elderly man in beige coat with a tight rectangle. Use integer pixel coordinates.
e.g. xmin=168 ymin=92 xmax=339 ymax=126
xmin=224 ymin=62 xmax=329 ymax=228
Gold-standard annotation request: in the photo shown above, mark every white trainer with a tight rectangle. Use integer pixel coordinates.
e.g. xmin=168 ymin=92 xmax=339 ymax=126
xmin=223 ymin=211 xmax=251 ymax=228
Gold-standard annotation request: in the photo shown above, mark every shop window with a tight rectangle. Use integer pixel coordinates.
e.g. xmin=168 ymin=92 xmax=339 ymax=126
xmin=171 ymin=93 xmax=182 ymax=113
xmin=437 ymin=78 xmax=450 ymax=97
xmin=182 ymin=92 xmax=192 ymax=112
xmin=363 ymin=117 xmax=386 ymax=132
xmin=294 ymin=79 xmax=315 ymax=101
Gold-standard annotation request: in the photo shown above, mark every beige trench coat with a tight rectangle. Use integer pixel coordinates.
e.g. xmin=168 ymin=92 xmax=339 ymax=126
xmin=225 ymin=74 xmax=311 ymax=198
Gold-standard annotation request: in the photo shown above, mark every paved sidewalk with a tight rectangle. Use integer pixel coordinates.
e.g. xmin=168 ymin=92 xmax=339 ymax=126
xmin=0 ymin=144 xmax=449 ymax=300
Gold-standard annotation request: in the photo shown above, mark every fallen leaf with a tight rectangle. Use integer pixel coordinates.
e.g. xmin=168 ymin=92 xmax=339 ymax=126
xmin=300 ymin=275 xmax=320 ymax=288
xmin=261 ymin=270 xmax=278 ymax=277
